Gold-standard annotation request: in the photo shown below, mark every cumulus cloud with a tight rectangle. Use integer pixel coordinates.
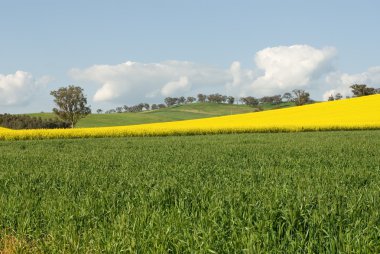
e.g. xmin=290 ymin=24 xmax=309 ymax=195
xmin=161 ymin=76 xmax=191 ymax=96
xmin=249 ymin=45 xmax=337 ymax=96
xmin=0 ymin=71 xmax=47 ymax=106
xmin=225 ymin=61 xmax=259 ymax=97
xmin=70 ymin=61 xmax=229 ymax=104
xmin=70 ymin=45 xmax=380 ymax=105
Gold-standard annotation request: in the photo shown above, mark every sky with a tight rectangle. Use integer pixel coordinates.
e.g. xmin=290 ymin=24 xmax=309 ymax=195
xmin=1 ymin=0 xmax=380 ymax=113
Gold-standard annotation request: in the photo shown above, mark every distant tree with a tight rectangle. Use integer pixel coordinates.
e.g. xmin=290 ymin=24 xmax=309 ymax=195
xmin=282 ymin=92 xmax=293 ymax=102
xmin=0 ymin=114 xmax=70 ymax=129
xmin=164 ymin=97 xmax=178 ymax=106
xmin=350 ymin=84 xmax=375 ymax=97
xmin=143 ymin=103 xmax=150 ymax=111
xmin=151 ymin=104 xmax=158 ymax=110
xmin=158 ymin=104 xmax=166 ymax=109
xmin=260 ymin=95 xmax=282 ymax=104
xmin=335 ymin=93 xmax=343 ymax=100
xmin=207 ymin=93 xmax=225 ymax=103
xmin=240 ymin=96 xmax=259 ymax=107
xmin=197 ymin=93 xmax=207 ymax=103
xmin=222 ymin=95 xmax=228 ymax=103
xmin=123 ymin=105 xmax=129 ymax=112
xmin=375 ymin=88 xmax=380 ymax=94
xmin=50 ymin=85 xmax=91 ymax=128
xmin=96 ymin=109 xmax=103 ymax=114
xmin=186 ymin=96 xmax=196 ymax=103
xmin=272 ymin=95 xmax=282 ymax=104
xmin=178 ymin=96 xmax=186 ymax=104
xmin=328 ymin=94 xmax=335 ymax=101
xmin=292 ymin=89 xmax=310 ymax=106
xmin=137 ymin=103 xmax=145 ymax=112
xmin=116 ymin=107 xmax=123 ymax=113
xmin=227 ymin=96 xmax=235 ymax=104
xmin=105 ymin=109 xmax=116 ymax=114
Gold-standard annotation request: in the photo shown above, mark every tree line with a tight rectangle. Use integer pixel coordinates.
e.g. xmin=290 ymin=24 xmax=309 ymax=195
xmin=0 ymin=114 xmax=70 ymax=129
xmin=99 ymin=89 xmax=316 ymax=114
xmin=96 ymin=84 xmax=380 ymax=114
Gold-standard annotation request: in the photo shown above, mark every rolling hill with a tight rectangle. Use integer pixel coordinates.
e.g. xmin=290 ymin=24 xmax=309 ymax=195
xmin=2 ymin=95 xmax=379 ymax=141
xmin=28 ymin=102 xmax=295 ymax=128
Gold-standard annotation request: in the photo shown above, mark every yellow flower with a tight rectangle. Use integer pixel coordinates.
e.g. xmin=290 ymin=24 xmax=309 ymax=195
xmin=1 ymin=94 xmax=380 ymax=141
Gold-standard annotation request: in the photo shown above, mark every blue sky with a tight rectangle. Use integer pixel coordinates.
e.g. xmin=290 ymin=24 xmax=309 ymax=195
xmin=1 ymin=0 xmax=380 ymax=113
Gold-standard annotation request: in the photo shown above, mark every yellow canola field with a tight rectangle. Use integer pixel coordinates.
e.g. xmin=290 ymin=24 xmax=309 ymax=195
xmin=1 ymin=94 xmax=380 ymax=140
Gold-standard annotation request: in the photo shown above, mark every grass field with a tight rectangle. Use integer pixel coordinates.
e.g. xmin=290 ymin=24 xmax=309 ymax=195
xmin=1 ymin=131 xmax=380 ymax=253
xmin=28 ymin=102 xmax=294 ymax=128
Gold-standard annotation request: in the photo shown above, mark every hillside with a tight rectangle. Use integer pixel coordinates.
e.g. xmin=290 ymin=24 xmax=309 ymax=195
xmin=2 ymin=95 xmax=380 ymax=141
xmin=28 ymin=102 xmax=295 ymax=128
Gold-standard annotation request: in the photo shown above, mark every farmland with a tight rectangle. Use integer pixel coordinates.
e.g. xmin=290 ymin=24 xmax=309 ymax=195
xmin=27 ymin=102 xmax=294 ymax=128
xmin=2 ymin=95 xmax=380 ymax=140
xmin=28 ymin=103 xmax=274 ymax=128
xmin=1 ymin=131 xmax=380 ymax=253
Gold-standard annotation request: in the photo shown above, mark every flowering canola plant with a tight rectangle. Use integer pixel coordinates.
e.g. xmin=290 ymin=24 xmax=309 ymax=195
xmin=1 ymin=95 xmax=380 ymax=141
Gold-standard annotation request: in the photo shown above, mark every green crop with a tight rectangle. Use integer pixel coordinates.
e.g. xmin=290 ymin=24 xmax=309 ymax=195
xmin=1 ymin=131 xmax=380 ymax=253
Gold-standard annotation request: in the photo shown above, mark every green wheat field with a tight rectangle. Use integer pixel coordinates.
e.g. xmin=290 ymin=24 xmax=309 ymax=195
xmin=1 ymin=131 xmax=379 ymax=253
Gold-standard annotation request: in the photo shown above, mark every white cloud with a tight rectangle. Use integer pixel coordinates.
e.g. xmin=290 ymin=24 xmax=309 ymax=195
xmin=70 ymin=61 xmax=229 ymax=104
xmin=0 ymin=71 xmax=46 ymax=106
xmin=161 ymin=76 xmax=191 ymax=96
xmin=70 ymin=45 xmax=380 ymax=105
xmin=249 ymin=45 xmax=337 ymax=96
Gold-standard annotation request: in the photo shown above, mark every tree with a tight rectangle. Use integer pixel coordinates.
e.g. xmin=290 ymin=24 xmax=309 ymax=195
xmin=96 ymin=109 xmax=103 ymax=114
xmin=292 ymin=89 xmax=310 ymax=106
xmin=197 ymin=93 xmax=207 ymax=103
xmin=143 ymin=103 xmax=150 ymax=111
xmin=151 ymin=104 xmax=158 ymax=110
xmin=328 ymin=94 xmax=335 ymax=101
xmin=178 ymin=96 xmax=186 ymax=104
xmin=350 ymin=84 xmax=375 ymax=97
xmin=227 ymin=96 xmax=235 ymax=104
xmin=105 ymin=109 xmax=116 ymax=114
xmin=260 ymin=95 xmax=282 ymax=104
xmin=50 ymin=85 xmax=91 ymax=128
xmin=207 ymin=93 xmax=225 ymax=103
xmin=186 ymin=96 xmax=196 ymax=103
xmin=123 ymin=105 xmax=129 ymax=112
xmin=282 ymin=92 xmax=293 ymax=102
xmin=240 ymin=96 xmax=259 ymax=107
xmin=115 ymin=107 xmax=123 ymax=113
xmin=164 ymin=97 xmax=178 ymax=107
xmin=335 ymin=93 xmax=343 ymax=100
